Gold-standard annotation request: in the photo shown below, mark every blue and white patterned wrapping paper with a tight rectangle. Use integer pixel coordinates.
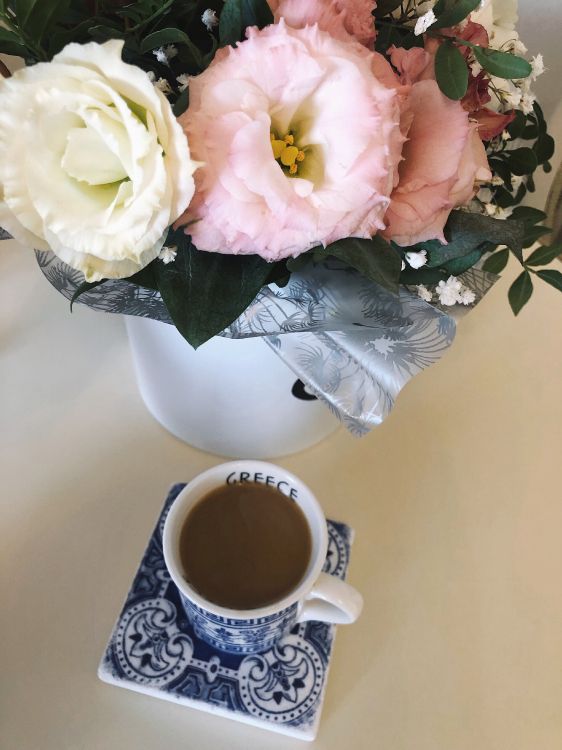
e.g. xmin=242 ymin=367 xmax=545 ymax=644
xmin=32 ymin=249 xmax=497 ymax=434
xmin=98 ymin=483 xmax=355 ymax=741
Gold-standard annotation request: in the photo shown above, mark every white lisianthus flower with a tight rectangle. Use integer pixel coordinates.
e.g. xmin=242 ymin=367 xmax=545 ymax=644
xmin=471 ymin=0 xmax=519 ymax=49
xmin=0 ymin=40 xmax=196 ymax=281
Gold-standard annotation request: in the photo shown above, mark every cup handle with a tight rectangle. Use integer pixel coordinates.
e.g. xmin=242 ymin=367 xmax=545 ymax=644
xmin=296 ymin=572 xmax=363 ymax=625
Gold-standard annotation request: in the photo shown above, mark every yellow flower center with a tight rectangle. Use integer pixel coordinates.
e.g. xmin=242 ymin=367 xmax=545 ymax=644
xmin=270 ymin=131 xmax=306 ymax=176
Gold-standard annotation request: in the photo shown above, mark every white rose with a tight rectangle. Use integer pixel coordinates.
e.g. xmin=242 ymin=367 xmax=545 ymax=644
xmin=0 ymin=40 xmax=196 ymax=281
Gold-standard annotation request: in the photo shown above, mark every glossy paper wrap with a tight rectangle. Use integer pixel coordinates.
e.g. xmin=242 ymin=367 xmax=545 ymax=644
xmin=33 ymin=249 xmax=497 ymax=434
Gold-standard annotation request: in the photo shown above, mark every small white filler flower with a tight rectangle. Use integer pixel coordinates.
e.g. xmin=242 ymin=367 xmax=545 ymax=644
xmin=201 ymin=9 xmax=219 ymax=31
xmin=414 ymin=9 xmax=437 ymax=36
xmin=405 ymin=250 xmax=428 ymax=269
xmin=158 ymin=245 xmax=178 ymax=264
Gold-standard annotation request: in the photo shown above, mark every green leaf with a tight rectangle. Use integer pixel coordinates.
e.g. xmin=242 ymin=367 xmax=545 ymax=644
xmin=286 ymin=253 xmax=314 ymax=273
xmin=400 ymin=267 xmax=447 ymax=285
xmin=315 ymin=236 xmax=402 ymax=295
xmin=219 ymin=0 xmax=273 ymax=47
xmin=154 ymin=231 xmax=273 ymax=348
xmin=507 ymin=109 xmax=526 ymax=139
xmin=173 ymin=89 xmax=189 ymax=117
xmin=0 ymin=27 xmax=28 ymax=56
xmin=522 ymin=123 xmax=539 ymax=139
xmin=444 ymin=249 xmax=482 ymax=275
xmin=509 ymin=206 xmax=547 ymax=224
xmin=525 ymin=244 xmax=561 ymax=267
xmin=488 ymin=158 xmax=512 ymax=188
xmin=533 ymin=101 xmax=547 ymax=133
xmin=508 ymin=270 xmax=533 ymax=315
xmin=507 ymin=147 xmax=538 ymax=176
xmin=140 ymin=28 xmax=193 ymax=52
xmin=443 ymin=210 xmax=525 ymax=264
xmin=522 ymin=225 xmax=552 ymax=248
xmin=435 ymin=42 xmax=469 ymax=100
xmin=482 ymin=247 xmax=509 ymax=274
xmin=536 ymin=269 xmax=562 ymax=292
xmin=264 ymin=261 xmax=291 ymax=288
xmin=533 ymin=134 xmax=555 ymax=164
xmin=373 ymin=0 xmax=403 ymax=17
xmin=14 ymin=0 xmax=71 ymax=41
xmin=70 ymin=280 xmax=106 ymax=311
xmin=433 ymin=0 xmax=480 ymax=28
xmin=140 ymin=28 xmax=204 ymax=68
xmin=473 ymin=46 xmax=532 ymax=79
xmin=494 ymin=185 xmax=517 ymax=208
xmin=126 ymin=262 xmax=159 ymax=291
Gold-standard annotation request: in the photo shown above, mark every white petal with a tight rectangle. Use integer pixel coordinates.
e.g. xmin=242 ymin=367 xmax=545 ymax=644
xmin=62 ymin=126 xmax=128 ymax=185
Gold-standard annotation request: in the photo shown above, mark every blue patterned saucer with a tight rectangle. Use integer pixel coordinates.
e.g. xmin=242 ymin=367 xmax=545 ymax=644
xmin=98 ymin=483 xmax=354 ymax=741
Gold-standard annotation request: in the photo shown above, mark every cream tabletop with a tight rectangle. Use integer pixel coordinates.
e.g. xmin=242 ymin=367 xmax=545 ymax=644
xmin=2 ymin=227 xmax=562 ymax=750
xmin=2 ymin=4 xmax=562 ymax=744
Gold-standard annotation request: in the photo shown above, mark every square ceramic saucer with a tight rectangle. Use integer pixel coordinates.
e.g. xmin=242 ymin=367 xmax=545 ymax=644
xmin=98 ymin=483 xmax=354 ymax=741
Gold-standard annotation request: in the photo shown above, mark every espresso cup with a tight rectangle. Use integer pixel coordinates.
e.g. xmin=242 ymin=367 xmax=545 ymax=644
xmin=163 ymin=460 xmax=363 ymax=654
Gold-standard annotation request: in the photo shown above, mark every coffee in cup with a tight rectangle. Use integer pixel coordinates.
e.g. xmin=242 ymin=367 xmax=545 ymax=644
xmin=178 ymin=482 xmax=312 ymax=609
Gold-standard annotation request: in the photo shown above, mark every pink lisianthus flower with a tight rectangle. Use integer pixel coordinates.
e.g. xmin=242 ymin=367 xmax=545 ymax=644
xmin=268 ymin=0 xmax=377 ymax=48
xmin=384 ymin=48 xmax=491 ymax=246
xmin=177 ymin=21 xmax=404 ymax=261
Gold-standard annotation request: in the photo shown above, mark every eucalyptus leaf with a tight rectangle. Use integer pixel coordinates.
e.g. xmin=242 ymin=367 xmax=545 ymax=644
xmin=507 ymin=147 xmax=538 ymax=176
xmin=522 ymin=123 xmax=539 ymax=139
xmin=533 ymin=134 xmax=555 ymax=164
xmin=493 ymin=185 xmax=517 ymax=208
xmin=536 ymin=269 xmax=562 ymax=292
xmin=315 ymin=236 xmax=402 ymax=295
xmin=473 ymin=46 xmax=532 ymax=80
xmin=482 ymin=247 xmax=509 ymax=274
xmin=433 ymin=0 xmax=480 ymax=28
xmin=488 ymin=158 xmax=512 ymax=188
xmin=508 ymin=270 xmax=533 ymax=315
xmin=219 ymin=0 xmax=273 ymax=47
xmin=533 ymin=101 xmax=547 ymax=133
xmin=154 ymin=231 xmax=273 ymax=348
xmin=522 ymin=225 xmax=552 ymax=248
xmin=435 ymin=42 xmax=468 ymax=100
xmin=506 ymin=109 xmax=526 ymax=139
xmin=509 ymin=206 xmax=547 ymax=224
xmin=525 ymin=244 xmax=561 ymax=267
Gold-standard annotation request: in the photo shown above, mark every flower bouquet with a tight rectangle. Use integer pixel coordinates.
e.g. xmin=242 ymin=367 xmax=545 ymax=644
xmin=0 ymin=0 xmax=559 ymax=442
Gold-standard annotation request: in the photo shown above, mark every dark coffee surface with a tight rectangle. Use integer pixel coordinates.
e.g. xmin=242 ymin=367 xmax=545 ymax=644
xmin=179 ymin=483 xmax=312 ymax=610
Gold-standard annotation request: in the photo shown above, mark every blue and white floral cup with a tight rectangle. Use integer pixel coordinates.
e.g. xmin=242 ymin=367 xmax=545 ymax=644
xmin=163 ymin=461 xmax=363 ymax=654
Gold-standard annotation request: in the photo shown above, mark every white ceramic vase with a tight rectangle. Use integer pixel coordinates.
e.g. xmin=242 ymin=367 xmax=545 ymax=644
xmin=125 ymin=316 xmax=338 ymax=458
